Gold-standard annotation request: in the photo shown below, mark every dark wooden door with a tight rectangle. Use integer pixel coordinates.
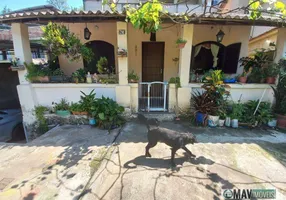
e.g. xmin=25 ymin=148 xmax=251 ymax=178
xmin=142 ymin=42 xmax=164 ymax=82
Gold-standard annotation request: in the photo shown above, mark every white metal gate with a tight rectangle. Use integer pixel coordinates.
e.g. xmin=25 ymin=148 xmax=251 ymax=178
xmin=139 ymin=82 xmax=168 ymax=112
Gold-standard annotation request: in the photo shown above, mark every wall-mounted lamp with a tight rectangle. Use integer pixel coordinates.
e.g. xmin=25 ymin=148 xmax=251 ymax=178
xmin=216 ymin=29 xmax=225 ymax=43
xmin=84 ymin=23 xmax=92 ymax=40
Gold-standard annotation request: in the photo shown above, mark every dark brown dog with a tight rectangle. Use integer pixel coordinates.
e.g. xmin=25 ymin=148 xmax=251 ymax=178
xmin=138 ymin=114 xmax=197 ymax=166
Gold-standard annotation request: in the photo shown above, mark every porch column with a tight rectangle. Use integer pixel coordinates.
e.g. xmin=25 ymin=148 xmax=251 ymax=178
xmin=11 ymin=23 xmax=32 ymax=84
xmin=115 ymin=22 xmax=131 ymax=109
xmin=177 ymin=24 xmax=194 ymax=111
xmin=12 ymin=23 xmax=37 ymax=126
xmin=274 ymin=28 xmax=286 ymax=63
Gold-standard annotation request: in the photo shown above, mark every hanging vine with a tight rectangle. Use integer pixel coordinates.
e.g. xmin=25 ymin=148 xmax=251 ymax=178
xmin=42 ymin=22 xmax=94 ymax=63
xmin=105 ymin=0 xmax=286 ymax=34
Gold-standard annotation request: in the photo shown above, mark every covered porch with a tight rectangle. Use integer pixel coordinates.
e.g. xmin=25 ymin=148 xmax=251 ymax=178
xmin=1 ymin=10 xmax=286 ymax=125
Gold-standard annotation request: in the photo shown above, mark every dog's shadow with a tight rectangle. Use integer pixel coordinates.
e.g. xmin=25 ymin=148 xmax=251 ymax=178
xmin=123 ymin=154 xmax=214 ymax=170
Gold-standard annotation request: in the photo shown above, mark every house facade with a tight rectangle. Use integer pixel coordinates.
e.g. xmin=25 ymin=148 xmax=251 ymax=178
xmin=1 ymin=7 xmax=285 ymax=127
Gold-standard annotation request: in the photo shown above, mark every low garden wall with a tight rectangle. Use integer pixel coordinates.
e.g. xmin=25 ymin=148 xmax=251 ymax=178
xmin=189 ymin=83 xmax=275 ymax=103
xmin=32 ymin=83 xmax=117 ymax=106
xmin=17 ymin=83 xmax=117 ymax=125
xmin=168 ymin=83 xmax=275 ymax=113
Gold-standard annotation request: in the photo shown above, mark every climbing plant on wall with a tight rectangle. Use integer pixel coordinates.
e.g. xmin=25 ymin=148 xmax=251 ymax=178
xmin=42 ymin=22 xmax=94 ymax=63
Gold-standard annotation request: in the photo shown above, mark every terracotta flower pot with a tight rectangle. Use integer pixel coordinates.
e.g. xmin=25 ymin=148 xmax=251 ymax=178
xmin=37 ymin=76 xmax=50 ymax=83
xmin=239 ymin=76 xmax=247 ymax=83
xmin=177 ymin=43 xmax=186 ymax=49
xmin=276 ymin=113 xmax=286 ymax=129
xmin=266 ymin=77 xmax=276 ymax=84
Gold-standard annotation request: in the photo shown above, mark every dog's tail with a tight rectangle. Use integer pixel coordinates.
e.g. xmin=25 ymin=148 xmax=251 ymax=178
xmin=137 ymin=113 xmax=151 ymax=131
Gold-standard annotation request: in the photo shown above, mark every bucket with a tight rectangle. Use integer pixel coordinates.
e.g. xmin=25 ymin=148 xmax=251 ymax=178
xmin=231 ymin=119 xmax=239 ymax=128
xmin=196 ymin=112 xmax=206 ymax=124
xmin=268 ymin=119 xmax=277 ymax=127
xmin=219 ymin=119 xmax=225 ymax=127
xmin=89 ymin=118 xmax=96 ymax=126
xmin=225 ymin=117 xmax=231 ymax=127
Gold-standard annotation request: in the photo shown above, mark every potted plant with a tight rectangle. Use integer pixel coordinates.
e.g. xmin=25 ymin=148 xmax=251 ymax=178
xmin=79 ymin=90 xmax=96 ymax=117
xmin=238 ymin=71 xmax=247 ymax=83
xmin=169 ymin=77 xmax=181 ymax=88
xmin=50 ymin=68 xmax=65 ymax=82
xmin=230 ymin=102 xmax=244 ymax=128
xmin=218 ymin=110 xmax=227 ymax=127
xmin=10 ymin=57 xmax=25 ymax=71
xmin=239 ymin=50 xmax=271 ymax=83
xmin=128 ymin=70 xmax=139 ymax=83
xmin=53 ymin=98 xmax=70 ymax=116
xmin=117 ymin=48 xmax=127 ymax=57
xmin=264 ymin=63 xmax=279 ymax=84
xmin=25 ymin=62 xmax=50 ymax=83
xmin=70 ymin=102 xmax=84 ymax=115
xmin=176 ymin=38 xmax=187 ymax=49
xmin=272 ymin=61 xmax=286 ymax=128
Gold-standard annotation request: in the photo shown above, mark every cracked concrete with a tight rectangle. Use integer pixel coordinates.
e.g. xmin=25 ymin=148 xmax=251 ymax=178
xmin=0 ymin=122 xmax=286 ymax=200
xmin=81 ymin=121 xmax=286 ymax=200
xmin=0 ymin=125 xmax=120 ymax=200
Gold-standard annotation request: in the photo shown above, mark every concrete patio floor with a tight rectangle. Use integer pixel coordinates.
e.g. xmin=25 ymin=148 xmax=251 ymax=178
xmin=0 ymin=122 xmax=286 ymax=200
xmin=82 ymin=121 xmax=286 ymax=200
xmin=0 ymin=125 xmax=120 ymax=200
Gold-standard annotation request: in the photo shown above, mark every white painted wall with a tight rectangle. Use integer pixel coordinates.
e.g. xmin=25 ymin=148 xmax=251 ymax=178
xmin=17 ymin=84 xmax=117 ymax=124
xmin=189 ymin=83 xmax=275 ymax=103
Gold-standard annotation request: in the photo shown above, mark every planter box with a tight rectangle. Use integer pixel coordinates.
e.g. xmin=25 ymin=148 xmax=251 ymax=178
xmin=10 ymin=65 xmax=25 ymax=71
xmin=56 ymin=110 xmax=71 ymax=117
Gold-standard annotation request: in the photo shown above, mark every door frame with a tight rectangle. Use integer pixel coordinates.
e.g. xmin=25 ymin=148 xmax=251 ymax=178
xmin=141 ymin=42 xmax=165 ymax=82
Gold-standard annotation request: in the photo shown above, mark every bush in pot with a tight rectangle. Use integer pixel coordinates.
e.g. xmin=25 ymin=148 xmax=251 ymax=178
xmin=50 ymin=68 xmax=65 ymax=82
xmin=230 ymin=102 xmax=244 ymax=128
xmin=128 ymin=70 xmax=139 ymax=83
xmin=176 ymin=38 xmax=187 ymax=49
xmin=79 ymin=89 xmax=96 ymax=116
xmin=25 ymin=62 xmax=51 ymax=83
xmin=53 ymin=98 xmax=70 ymax=116
xmin=264 ymin=63 xmax=279 ymax=84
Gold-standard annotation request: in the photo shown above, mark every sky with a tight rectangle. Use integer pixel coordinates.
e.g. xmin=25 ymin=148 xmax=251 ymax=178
xmin=1 ymin=0 xmax=83 ymax=11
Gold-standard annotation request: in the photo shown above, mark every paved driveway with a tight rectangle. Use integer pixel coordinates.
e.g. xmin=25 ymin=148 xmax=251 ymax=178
xmin=0 ymin=125 xmax=119 ymax=200
xmin=82 ymin=122 xmax=286 ymax=200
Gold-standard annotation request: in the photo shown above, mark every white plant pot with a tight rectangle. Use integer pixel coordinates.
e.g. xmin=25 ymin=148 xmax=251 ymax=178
xmin=225 ymin=117 xmax=231 ymax=127
xmin=208 ymin=115 xmax=220 ymax=127
xmin=219 ymin=119 xmax=225 ymax=127
xmin=231 ymin=119 xmax=239 ymax=128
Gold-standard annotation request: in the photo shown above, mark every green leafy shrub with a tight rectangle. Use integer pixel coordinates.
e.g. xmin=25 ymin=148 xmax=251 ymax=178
xmin=25 ymin=62 xmax=51 ymax=81
xmin=97 ymin=57 xmax=109 ymax=74
xmin=233 ymin=100 xmax=273 ymax=125
xmin=42 ymin=22 xmax=93 ymax=63
xmin=272 ymin=62 xmax=286 ymax=115
xmin=34 ymin=106 xmax=49 ymax=134
xmin=91 ymin=96 xmax=125 ymax=129
xmin=51 ymin=68 xmax=65 ymax=76
xmin=72 ymin=68 xmax=86 ymax=82
xmin=70 ymin=102 xmax=84 ymax=112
